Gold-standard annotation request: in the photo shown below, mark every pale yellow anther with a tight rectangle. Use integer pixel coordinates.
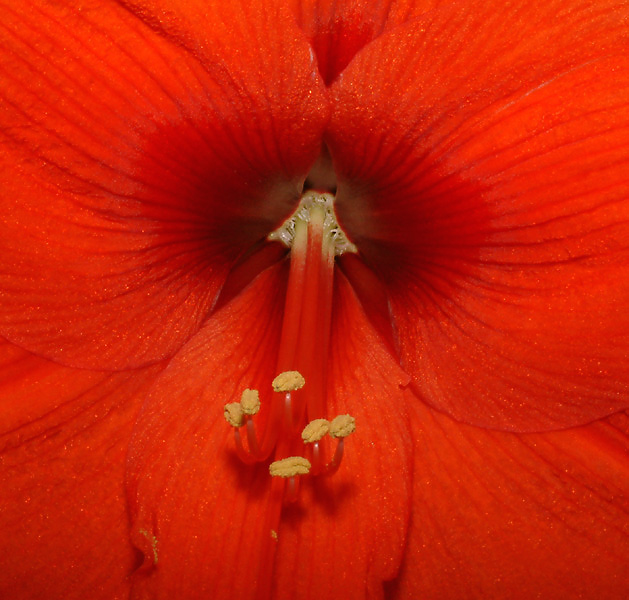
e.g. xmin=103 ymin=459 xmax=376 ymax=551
xmin=223 ymin=402 xmax=244 ymax=428
xmin=329 ymin=414 xmax=356 ymax=438
xmin=269 ymin=456 xmax=311 ymax=478
xmin=301 ymin=419 xmax=330 ymax=443
xmin=272 ymin=371 xmax=306 ymax=393
xmin=240 ymin=388 xmax=260 ymax=415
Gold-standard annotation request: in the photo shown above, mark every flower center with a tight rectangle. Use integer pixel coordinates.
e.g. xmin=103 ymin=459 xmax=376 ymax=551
xmin=223 ymin=192 xmax=357 ymax=501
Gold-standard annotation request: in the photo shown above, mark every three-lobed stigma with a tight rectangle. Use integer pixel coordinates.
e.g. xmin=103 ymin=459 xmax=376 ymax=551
xmin=267 ymin=191 xmax=357 ymax=256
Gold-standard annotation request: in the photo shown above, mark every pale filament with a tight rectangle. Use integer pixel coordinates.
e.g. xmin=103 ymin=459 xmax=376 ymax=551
xmin=235 ymin=389 xmax=296 ymax=461
xmin=305 ymin=433 xmax=348 ymax=476
xmin=226 ymin=377 xmax=356 ymax=483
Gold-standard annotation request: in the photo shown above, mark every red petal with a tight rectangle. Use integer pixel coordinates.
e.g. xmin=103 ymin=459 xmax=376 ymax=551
xmin=0 ymin=0 xmax=328 ymax=370
xmin=126 ymin=263 xmax=288 ymax=599
xmin=126 ymin=264 xmax=412 ymax=599
xmin=389 ymin=404 xmax=629 ymax=599
xmin=328 ymin=0 xmax=629 ymax=430
xmin=0 ymin=337 xmax=164 ymax=600
xmin=289 ymin=0 xmax=445 ymax=85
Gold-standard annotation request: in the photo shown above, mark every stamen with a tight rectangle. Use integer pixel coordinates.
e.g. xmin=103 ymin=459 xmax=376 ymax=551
xmin=272 ymin=370 xmax=306 ymax=392
xmin=327 ymin=439 xmax=346 ymax=475
xmin=240 ymin=388 xmax=260 ymax=415
xmin=311 ymin=441 xmax=322 ymax=472
xmin=233 ymin=429 xmax=260 ymax=465
xmin=301 ymin=419 xmax=330 ymax=443
xmin=285 ymin=476 xmax=300 ymax=503
xmin=330 ymin=414 xmax=356 ymax=438
xmin=218 ymin=189 xmax=364 ymax=600
xmin=245 ymin=417 xmax=262 ymax=457
xmin=224 ymin=402 xmax=244 ymax=428
xmin=269 ymin=456 xmax=312 ymax=478
xmin=225 ymin=192 xmax=359 ymax=504
xmin=225 ymin=390 xmax=264 ymax=459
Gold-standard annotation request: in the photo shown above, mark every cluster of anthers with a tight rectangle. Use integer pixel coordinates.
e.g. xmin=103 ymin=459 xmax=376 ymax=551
xmin=223 ymin=370 xmax=356 ymax=497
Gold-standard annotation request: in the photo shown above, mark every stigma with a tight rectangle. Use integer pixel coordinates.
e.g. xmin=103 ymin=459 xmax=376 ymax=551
xmin=222 ymin=192 xmax=357 ymax=502
xmin=267 ymin=191 xmax=357 ymax=256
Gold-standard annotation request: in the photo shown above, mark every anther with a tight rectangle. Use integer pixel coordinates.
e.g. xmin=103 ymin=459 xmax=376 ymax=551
xmin=224 ymin=402 xmax=244 ymax=428
xmin=272 ymin=371 xmax=306 ymax=392
xmin=302 ymin=419 xmax=330 ymax=443
xmin=269 ymin=456 xmax=311 ymax=478
xmin=240 ymin=388 xmax=260 ymax=415
xmin=330 ymin=414 xmax=356 ymax=438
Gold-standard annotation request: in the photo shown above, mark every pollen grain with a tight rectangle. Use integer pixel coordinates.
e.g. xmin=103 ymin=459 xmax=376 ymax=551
xmin=269 ymin=456 xmax=312 ymax=478
xmin=301 ymin=418 xmax=330 ymax=443
xmin=272 ymin=371 xmax=306 ymax=393
xmin=223 ymin=402 xmax=244 ymax=427
xmin=330 ymin=414 xmax=356 ymax=438
xmin=240 ymin=388 xmax=261 ymax=415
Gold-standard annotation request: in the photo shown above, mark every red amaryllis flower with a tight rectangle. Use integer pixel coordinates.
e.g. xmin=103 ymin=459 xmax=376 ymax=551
xmin=1 ymin=0 xmax=629 ymax=598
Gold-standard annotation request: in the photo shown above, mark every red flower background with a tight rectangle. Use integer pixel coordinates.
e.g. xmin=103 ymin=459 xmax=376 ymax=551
xmin=1 ymin=0 xmax=628 ymax=598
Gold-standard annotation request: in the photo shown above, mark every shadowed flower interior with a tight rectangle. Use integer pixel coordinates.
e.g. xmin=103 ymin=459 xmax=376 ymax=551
xmin=1 ymin=0 xmax=628 ymax=599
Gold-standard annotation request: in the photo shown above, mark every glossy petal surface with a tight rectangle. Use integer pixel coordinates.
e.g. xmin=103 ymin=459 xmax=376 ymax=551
xmin=329 ymin=0 xmax=629 ymax=430
xmin=389 ymin=405 xmax=629 ymax=599
xmin=0 ymin=338 xmax=164 ymax=600
xmin=127 ymin=265 xmax=412 ymax=599
xmin=0 ymin=0 xmax=327 ymax=370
